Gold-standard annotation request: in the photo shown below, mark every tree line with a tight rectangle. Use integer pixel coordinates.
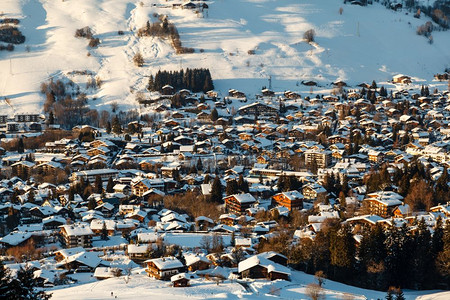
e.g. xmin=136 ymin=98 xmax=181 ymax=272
xmin=273 ymin=218 xmax=450 ymax=291
xmin=148 ymin=68 xmax=214 ymax=93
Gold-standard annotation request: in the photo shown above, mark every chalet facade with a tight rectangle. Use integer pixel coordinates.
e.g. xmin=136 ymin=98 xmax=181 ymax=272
xmin=272 ymin=190 xmax=304 ymax=211
xmin=59 ymin=223 xmax=94 ymax=248
xmin=145 ymin=257 xmax=184 ymax=280
xmin=224 ymin=193 xmax=257 ymax=215
xmin=238 ymin=252 xmax=290 ymax=281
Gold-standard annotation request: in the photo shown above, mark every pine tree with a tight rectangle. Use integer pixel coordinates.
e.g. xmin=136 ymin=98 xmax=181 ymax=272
xmin=395 ymin=289 xmax=405 ymax=300
xmin=210 ymin=176 xmax=223 ymax=203
xmin=431 ymin=216 xmax=444 ymax=258
xmin=329 ymin=224 xmax=355 ymax=280
xmin=0 ymin=260 xmax=14 ymax=299
xmin=226 ymin=179 xmax=239 ymax=196
xmin=412 ymin=218 xmax=432 ymax=288
xmin=88 ymin=197 xmax=96 ymax=210
xmin=435 ymin=220 xmax=450 ymax=283
xmin=385 ymin=288 xmax=394 ymax=300
xmin=210 ymin=108 xmax=219 ymax=122
xmin=68 ymin=189 xmax=75 ymax=203
xmin=106 ymin=121 xmax=111 ymax=134
xmin=196 ymin=158 xmax=203 ymax=172
xmin=237 ymin=174 xmax=249 ymax=193
xmin=101 ymin=221 xmax=108 ymax=240
xmin=106 ymin=177 xmax=114 ymax=193
xmin=48 ymin=111 xmax=55 ymax=125
xmin=94 ymin=175 xmax=103 ymax=194
xmin=17 ymin=138 xmax=24 ymax=153
xmin=384 ymin=224 xmax=412 ymax=288
xmin=11 ymin=266 xmax=52 ymax=299
xmin=203 ymin=174 xmax=211 ymax=184
xmin=112 ymin=115 xmax=122 ymax=134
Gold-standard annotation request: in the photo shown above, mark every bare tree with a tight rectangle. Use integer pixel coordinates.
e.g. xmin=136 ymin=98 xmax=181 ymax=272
xmin=314 ymin=270 xmax=326 ymax=287
xmin=306 ymin=283 xmax=325 ymax=300
xmin=304 ymin=29 xmax=316 ymax=43
xmin=133 ymin=52 xmax=144 ymax=67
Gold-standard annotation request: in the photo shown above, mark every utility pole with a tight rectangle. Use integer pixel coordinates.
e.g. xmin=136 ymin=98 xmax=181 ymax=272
xmin=268 ymin=75 xmax=272 ymax=90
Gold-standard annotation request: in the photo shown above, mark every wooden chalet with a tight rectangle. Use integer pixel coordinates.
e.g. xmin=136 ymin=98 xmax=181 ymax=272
xmin=59 ymin=223 xmax=94 ymax=248
xmin=272 ymin=190 xmax=304 ymax=211
xmin=238 ymin=252 xmax=290 ymax=281
xmin=145 ymin=257 xmax=184 ymax=280
xmin=224 ymin=193 xmax=257 ymax=215
xmin=171 ymin=273 xmax=190 ymax=287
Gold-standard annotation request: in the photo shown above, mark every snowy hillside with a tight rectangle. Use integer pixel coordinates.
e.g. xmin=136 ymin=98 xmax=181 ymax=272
xmin=47 ymin=268 xmax=449 ymax=300
xmin=1 ymin=0 xmax=449 ymax=114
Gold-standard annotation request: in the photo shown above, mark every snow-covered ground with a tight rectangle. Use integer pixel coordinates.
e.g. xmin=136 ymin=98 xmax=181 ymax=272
xmin=48 ymin=268 xmax=449 ymax=300
xmin=1 ymin=0 xmax=450 ymax=115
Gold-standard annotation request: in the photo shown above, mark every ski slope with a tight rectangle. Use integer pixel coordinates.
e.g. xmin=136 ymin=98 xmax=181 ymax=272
xmin=1 ymin=0 xmax=449 ymax=114
xmin=47 ymin=268 xmax=449 ymax=300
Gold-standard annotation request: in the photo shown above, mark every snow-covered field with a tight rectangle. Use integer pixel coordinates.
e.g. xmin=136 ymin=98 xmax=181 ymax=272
xmin=1 ymin=0 xmax=449 ymax=115
xmin=48 ymin=268 xmax=449 ymax=300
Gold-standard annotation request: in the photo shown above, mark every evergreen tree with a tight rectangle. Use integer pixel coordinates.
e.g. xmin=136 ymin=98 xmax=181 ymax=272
xmin=101 ymin=221 xmax=108 ymax=240
xmin=238 ymin=174 xmax=249 ymax=193
xmin=68 ymin=189 xmax=75 ymax=203
xmin=112 ymin=115 xmax=122 ymax=134
xmin=203 ymin=174 xmax=211 ymax=184
xmin=395 ymin=289 xmax=405 ymax=300
xmin=385 ymin=288 xmax=394 ymax=300
xmin=0 ymin=260 xmax=14 ymax=299
xmin=412 ymin=218 xmax=432 ymax=289
xmin=196 ymin=158 xmax=203 ymax=172
xmin=431 ymin=216 xmax=444 ymax=258
xmin=210 ymin=108 xmax=219 ymax=122
xmin=94 ymin=175 xmax=103 ymax=194
xmin=11 ymin=266 xmax=52 ymax=299
xmin=17 ymin=138 xmax=25 ymax=153
xmin=384 ymin=224 xmax=412 ymax=288
xmin=226 ymin=179 xmax=239 ymax=196
xmin=435 ymin=220 xmax=450 ymax=283
xmin=203 ymin=72 xmax=214 ymax=92
xmin=188 ymin=164 xmax=197 ymax=174
xmin=106 ymin=177 xmax=114 ymax=193
xmin=210 ymin=176 xmax=223 ymax=203
xmin=48 ymin=111 xmax=55 ymax=125
xmin=106 ymin=121 xmax=111 ymax=134
xmin=329 ymin=223 xmax=355 ymax=280
xmin=88 ymin=197 xmax=97 ymax=210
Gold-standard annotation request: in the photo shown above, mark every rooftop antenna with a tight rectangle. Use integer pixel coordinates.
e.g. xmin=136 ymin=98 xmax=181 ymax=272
xmin=268 ymin=75 xmax=272 ymax=90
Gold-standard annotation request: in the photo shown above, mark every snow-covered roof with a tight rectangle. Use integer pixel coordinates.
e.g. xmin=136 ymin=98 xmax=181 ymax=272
xmin=230 ymin=193 xmax=256 ymax=204
xmin=60 ymin=223 xmax=93 ymax=236
xmin=238 ymin=253 xmax=290 ymax=276
xmin=144 ymin=257 xmax=184 ymax=270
